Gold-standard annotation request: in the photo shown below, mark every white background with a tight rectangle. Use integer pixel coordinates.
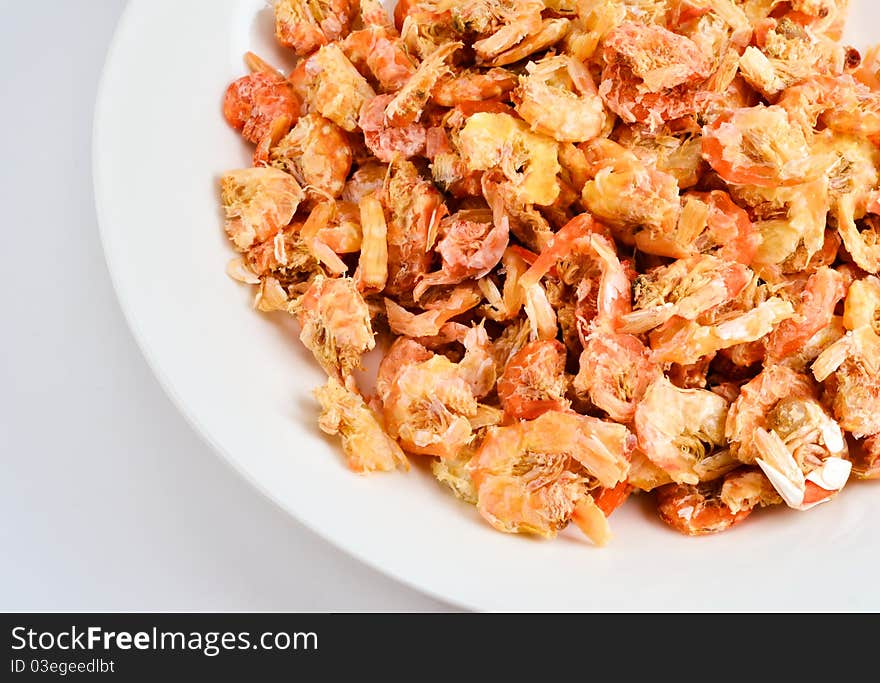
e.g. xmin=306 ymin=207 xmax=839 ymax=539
xmin=0 ymin=0 xmax=449 ymax=612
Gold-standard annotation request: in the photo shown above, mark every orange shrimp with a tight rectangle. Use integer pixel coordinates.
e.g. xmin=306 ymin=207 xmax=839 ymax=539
xmin=220 ymin=168 xmax=304 ymax=251
xmin=253 ymin=114 xmax=294 ymax=168
xmin=382 ymin=160 xmax=445 ymax=295
xmin=851 ymin=435 xmax=880 ymax=480
xmin=359 ymin=94 xmax=428 ymax=163
xmin=469 ymin=410 xmax=634 ymax=544
xmin=377 ymin=341 xmax=480 ymax=459
xmin=393 ymin=0 xmax=417 ymax=32
xmin=315 ymin=377 xmax=408 ymax=473
xmin=384 ymin=41 xmax=461 ymax=127
xmin=296 ymin=275 xmax=375 ymax=379
xmin=600 ymin=21 xmax=711 ymax=129
xmin=242 ymin=221 xmax=317 ymax=280
xmin=575 ymin=332 xmax=657 ymax=423
xmin=765 ymin=267 xmax=847 ymax=361
xmin=385 ymin=285 xmax=482 ymax=337
xmin=620 ymin=255 xmax=752 ymax=335
xmin=274 ymin=0 xmax=355 ymax=56
xmin=656 ymin=478 xmax=752 ymax=536
xmin=580 ymin=138 xmax=681 ymax=244
xmin=634 ymin=375 xmax=730 ymax=485
xmin=726 ymin=365 xmax=851 ymax=509
xmin=813 ymin=276 xmax=880 ymax=438
xmin=432 ymin=68 xmax=518 ymax=107
xmin=316 ymin=201 xmax=362 ymax=254
xmin=635 ymin=191 xmax=760 ymax=265
xmin=591 ymin=480 xmax=632 ymax=518
xmin=270 ymin=112 xmax=353 ymax=199
xmin=414 ymin=209 xmax=509 ymax=298
xmin=224 ymin=69 xmax=300 ymax=145
xmin=701 ymin=105 xmax=817 ymax=187
xmin=648 ymin=296 xmax=796 ymax=366
xmin=375 ymin=336 xmax=433 ymax=401
xmin=513 ymin=55 xmax=606 ymax=143
xmin=342 ymin=27 xmax=417 ymax=92
xmin=497 ymin=340 xmax=569 ymax=420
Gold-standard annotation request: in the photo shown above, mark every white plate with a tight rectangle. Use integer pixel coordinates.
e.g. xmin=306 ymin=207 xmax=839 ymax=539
xmin=95 ymin=0 xmax=880 ymax=611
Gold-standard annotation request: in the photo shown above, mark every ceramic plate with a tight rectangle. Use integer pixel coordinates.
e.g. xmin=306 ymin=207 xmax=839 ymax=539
xmin=95 ymin=0 xmax=880 ymax=610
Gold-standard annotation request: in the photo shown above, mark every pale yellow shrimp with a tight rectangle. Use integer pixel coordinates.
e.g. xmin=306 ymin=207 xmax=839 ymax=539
xmin=384 ymin=41 xmax=461 ymax=127
xmin=295 ymin=274 xmax=375 ymax=379
xmin=354 ymin=194 xmax=388 ymax=293
xmin=220 ymin=168 xmax=304 ymax=251
xmin=274 ymin=0 xmax=355 ymax=56
xmin=458 ymin=323 xmax=499 ymax=400
xmin=702 ymin=105 xmax=820 ymax=187
xmin=399 ymin=3 xmax=458 ymax=59
xmin=825 ymin=135 xmax=880 ymax=273
xmin=476 ymin=18 xmax=571 ymax=67
xmin=580 ymin=138 xmax=680 ymax=244
xmin=726 ymin=365 xmax=850 ymax=509
xmin=414 ymin=209 xmax=509 ymax=299
xmin=448 ymin=0 xmax=544 ymax=36
xmin=315 ymin=376 xmax=408 ymax=473
xmin=459 ymin=112 xmax=560 ymax=206
xmin=304 ymin=43 xmax=376 ymax=131
xmin=522 ymin=282 xmax=558 ymax=341
xmin=738 ymin=10 xmax=856 ymax=98
xmin=469 ymin=410 xmax=634 ymax=544
xmin=478 ymin=247 xmax=528 ymax=321
xmin=634 ymin=375 xmax=731 ymax=485
xmin=469 ymin=4 xmax=543 ymax=61
xmin=619 ymin=255 xmax=752 ymax=335
xmin=612 ymin=123 xmax=706 ymax=191
xmin=270 ymin=112 xmax=352 ymax=199
xmin=432 ymin=444 xmax=479 ymax=504
xmin=480 ymin=169 xmax=556 ymax=250
xmin=561 ymin=0 xmax=625 ymax=62
xmin=513 ymin=55 xmax=605 ymax=143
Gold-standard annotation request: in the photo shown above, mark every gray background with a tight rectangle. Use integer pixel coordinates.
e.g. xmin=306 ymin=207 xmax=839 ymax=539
xmin=0 ymin=0 xmax=449 ymax=611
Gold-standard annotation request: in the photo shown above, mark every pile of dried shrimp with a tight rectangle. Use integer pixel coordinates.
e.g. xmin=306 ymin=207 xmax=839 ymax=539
xmin=220 ymin=0 xmax=880 ymax=545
